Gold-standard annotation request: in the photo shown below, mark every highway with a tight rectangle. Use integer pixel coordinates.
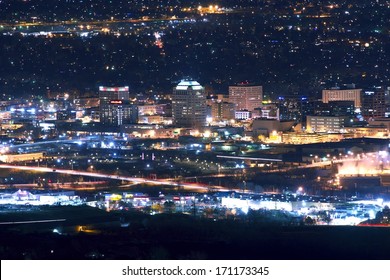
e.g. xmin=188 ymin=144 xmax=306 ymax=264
xmin=0 ymin=164 xmax=228 ymax=192
xmin=0 ymin=219 xmax=66 ymax=225
xmin=7 ymin=139 xmax=83 ymax=153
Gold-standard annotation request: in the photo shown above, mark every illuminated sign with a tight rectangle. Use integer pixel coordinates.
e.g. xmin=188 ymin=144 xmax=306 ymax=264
xmin=99 ymin=86 xmax=129 ymax=92
xmin=110 ymin=100 xmax=123 ymax=104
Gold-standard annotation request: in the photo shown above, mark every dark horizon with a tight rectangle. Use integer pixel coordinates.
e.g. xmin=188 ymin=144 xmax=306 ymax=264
xmin=0 ymin=0 xmax=389 ymax=97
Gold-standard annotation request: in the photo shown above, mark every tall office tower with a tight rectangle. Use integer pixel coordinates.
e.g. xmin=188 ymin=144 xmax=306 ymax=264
xmin=107 ymin=100 xmax=138 ymax=126
xmin=384 ymin=86 xmax=390 ymax=116
xmin=99 ymin=86 xmax=137 ymax=125
xmin=362 ymin=88 xmax=386 ymax=120
xmin=211 ymin=101 xmax=236 ymax=121
xmin=228 ymin=83 xmax=263 ymax=112
xmin=277 ymin=96 xmax=307 ymax=122
xmin=172 ymin=80 xmax=207 ymax=128
xmin=322 ymin=88 xmax=362 ymax=108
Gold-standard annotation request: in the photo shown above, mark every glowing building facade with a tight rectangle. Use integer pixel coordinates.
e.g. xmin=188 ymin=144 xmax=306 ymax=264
xmin=172 ymin=81 xmax=207 ymax=128
xmin=322 ymin=89 xmax=362 ymax=108
xmin=229 ymin=84 xmax=263 ymax=112
xmin=99 ymin=86 xmax=137 ymax=126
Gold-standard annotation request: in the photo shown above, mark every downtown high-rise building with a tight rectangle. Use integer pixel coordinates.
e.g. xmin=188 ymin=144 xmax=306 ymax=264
xmin=172 ymin=80 xmax=207 ymax=128
xmin=322 ymin=88 xmax=362 ymax=108
xmin=99 ymin=86 xmax=137 ymax=126
xmin=362 ymin=88 xmax=386 ymax=120
xmin=211 ymin=101 xmax=236 ymax=121
xmin=228 ymin=83 xmax=263 ymax=112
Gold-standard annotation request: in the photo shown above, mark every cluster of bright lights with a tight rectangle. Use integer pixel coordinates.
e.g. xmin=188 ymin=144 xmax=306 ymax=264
xmin=0 ymin=146 xmax=9 ymax=154
xmin=338 ymin=151 xmax=390 ymax=176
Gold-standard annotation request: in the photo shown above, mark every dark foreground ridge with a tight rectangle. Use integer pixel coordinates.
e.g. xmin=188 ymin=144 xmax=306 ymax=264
xmin=1 ymin=209 xmax=390 ymax=260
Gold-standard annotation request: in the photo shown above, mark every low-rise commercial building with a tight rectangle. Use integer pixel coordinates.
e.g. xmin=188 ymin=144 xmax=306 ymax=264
xmin=306 ymin=115 xmax=349 ymax=133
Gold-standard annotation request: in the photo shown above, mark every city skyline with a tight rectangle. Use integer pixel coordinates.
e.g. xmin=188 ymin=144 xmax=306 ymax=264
xmin=0 ymin=0 xmax=389 ymax=98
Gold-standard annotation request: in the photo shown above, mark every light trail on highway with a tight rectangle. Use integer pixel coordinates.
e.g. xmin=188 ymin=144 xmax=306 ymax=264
xmin=0 ymin=219 xmax=66 ymax=225
xmin=0 ymin=164 xmax=229 ymax=192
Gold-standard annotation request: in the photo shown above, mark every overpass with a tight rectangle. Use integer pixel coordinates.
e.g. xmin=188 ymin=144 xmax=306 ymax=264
xmin=216 ymin=155 xmax=283 ymax=162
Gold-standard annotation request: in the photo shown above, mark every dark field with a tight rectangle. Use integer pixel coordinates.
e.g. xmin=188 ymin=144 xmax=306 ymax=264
xmin=1 ymin=206 xmax=390 ymax=260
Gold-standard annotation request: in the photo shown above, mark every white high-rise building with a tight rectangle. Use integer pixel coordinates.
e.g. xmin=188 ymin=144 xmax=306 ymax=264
xmin=172 ymin=81 xmax=207 ymax=128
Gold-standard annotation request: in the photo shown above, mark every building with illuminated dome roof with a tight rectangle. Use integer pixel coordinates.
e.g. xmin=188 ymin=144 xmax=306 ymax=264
xmin=172 ymin=80 xmax=207 ymax=128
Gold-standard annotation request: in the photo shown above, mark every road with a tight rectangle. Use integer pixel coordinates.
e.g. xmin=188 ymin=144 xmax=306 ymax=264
xmin=0 ymin=17 xmax=191 ymax=28
xmin=0 ymin=219 xmax=66 ymax=225
xmin=0 ymin=164 xmax=229 ymax=192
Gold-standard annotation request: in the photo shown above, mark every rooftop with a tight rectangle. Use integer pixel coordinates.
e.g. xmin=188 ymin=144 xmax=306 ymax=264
xmin=175 ymin=80 xmax=203 ymax=91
